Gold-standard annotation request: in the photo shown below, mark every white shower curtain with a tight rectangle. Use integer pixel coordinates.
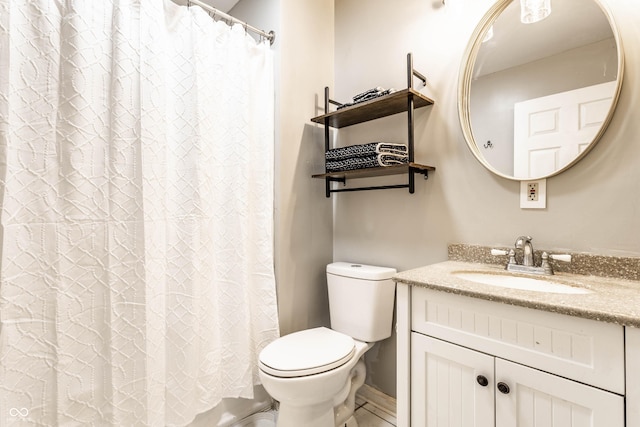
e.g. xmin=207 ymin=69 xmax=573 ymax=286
xmin=0 ymin=1 xmax=279 ymax=425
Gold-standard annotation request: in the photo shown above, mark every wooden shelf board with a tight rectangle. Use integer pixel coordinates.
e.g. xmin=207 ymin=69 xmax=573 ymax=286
xmin=312 ymin=163 xmax=436 ymax=180
xmin=311 ymin=88 xmax=434 ymax=128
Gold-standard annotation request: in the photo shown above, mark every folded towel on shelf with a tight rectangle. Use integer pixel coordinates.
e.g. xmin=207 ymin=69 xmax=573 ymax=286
xmin=337 ymin=87 xmax=396 ymax=110
xmin=375 ymin=143 xmax=408 ymax=156
xmin=326 ymin=152 xmax=408 ymax=172
xmin=326 ymin=155 xmax=380 ymax=172
xmin=378 ymin=153 xmax=409 ymax=166
xmin=353 ymin=86 xmax=385 ymax=102
xmin=325 ymin=142 xmax=407 ymax=161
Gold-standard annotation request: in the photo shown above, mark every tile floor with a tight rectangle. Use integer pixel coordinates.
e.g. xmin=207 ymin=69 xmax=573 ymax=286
xmin=353 ymin=385 xmax=396 ymax=427
xmin=231 ymin=385 xmax=398 ymax=427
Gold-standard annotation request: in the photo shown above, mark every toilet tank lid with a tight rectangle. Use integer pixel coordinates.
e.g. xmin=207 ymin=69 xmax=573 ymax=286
xmin=327 ymin=262 xmax=396 ymax=281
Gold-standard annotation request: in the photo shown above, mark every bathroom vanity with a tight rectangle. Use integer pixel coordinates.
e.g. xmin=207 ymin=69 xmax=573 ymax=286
xmin=394 ymin=255 xmax=640 ymax=427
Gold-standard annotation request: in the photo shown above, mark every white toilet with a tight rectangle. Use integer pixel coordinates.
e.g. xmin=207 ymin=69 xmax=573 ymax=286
xmin=258 ymin=262 xmax=396 ymax=427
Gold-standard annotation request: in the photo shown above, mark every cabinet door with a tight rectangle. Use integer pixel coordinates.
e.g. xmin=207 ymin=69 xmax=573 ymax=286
xmin=495 ymin=358 xmax=624 ymax=427
xmin=411 ymin=333 xmax=494 ymax=427
xmin=627 ymin=327 xmax=640 ymax=427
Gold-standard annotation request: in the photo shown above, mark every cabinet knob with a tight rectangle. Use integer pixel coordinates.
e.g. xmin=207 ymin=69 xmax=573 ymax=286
xmin=476 ymin=375 xmax=489 ymax=387
xmin=497 ymin=382 xmax=510 ymax=394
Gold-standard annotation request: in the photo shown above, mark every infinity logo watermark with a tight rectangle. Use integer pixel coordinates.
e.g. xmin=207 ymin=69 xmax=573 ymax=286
xmin=9 ymin=408 xmax=29 ymax=417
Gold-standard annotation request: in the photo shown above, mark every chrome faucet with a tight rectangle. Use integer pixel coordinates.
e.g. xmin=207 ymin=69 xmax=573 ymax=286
xmin=493 ymin=236 xmax=572 ymax=276
xmin=506 ymin=235 xmax=550 ymax=275
xmin=514 ymin=236 xmax=534 ymax=266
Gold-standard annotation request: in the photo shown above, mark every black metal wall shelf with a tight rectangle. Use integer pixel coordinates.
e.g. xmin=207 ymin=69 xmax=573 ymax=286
xmin=312 ymin=163 xmax=436 ymax=193
xmin=311 ymin=53 xmax=436 ymax=197
xmin=310 ymin=88 xmax=434 ymax=128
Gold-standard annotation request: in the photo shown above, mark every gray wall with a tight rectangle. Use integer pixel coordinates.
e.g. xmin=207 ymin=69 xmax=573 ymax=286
xmin=231 ymin=0 xmax=335 ymax=337
xmin=334 ymin=0 xmax=640 ymax=397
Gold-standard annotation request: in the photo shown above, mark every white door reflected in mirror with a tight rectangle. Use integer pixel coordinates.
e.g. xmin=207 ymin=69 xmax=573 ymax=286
xmin=513 ymin=81 xmax=615 ymax=179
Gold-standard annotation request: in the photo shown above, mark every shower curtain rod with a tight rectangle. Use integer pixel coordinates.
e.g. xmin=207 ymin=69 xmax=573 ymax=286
xmin=188 ymin=0 xmax=275 ymax=45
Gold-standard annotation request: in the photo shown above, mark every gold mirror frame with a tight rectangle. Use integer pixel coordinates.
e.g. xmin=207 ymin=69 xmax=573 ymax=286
xmin=458 ymin=0 xmax=625 ymax=181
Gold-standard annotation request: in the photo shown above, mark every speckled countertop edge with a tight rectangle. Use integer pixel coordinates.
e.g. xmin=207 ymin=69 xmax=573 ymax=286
xmin=394 ymin=260 xmax=640 ymax=328
xmin=448 ymin=243 xmax=640 ymax=281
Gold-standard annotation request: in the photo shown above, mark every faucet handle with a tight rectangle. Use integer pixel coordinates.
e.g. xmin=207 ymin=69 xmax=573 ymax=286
xmin=491 ymin=249 xmax=508 ymax=256
xmin=541 ymin=253 xmax=572 ymax=275
xmin=549 ymin=254 xmax=572 ymax=263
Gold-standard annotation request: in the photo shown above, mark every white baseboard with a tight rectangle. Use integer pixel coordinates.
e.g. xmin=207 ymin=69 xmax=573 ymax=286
xmin=356 ymin=384 xmax=396 ymax=417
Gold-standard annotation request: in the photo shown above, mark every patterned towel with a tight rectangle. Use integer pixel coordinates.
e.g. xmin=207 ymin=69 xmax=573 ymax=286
xmin=325 ymin=142 xmax=407 ymax=161
xmin=353 ymin=87 xmax=384 ymax=102
xmin=337 ymin=87 xmax=396 ymax=110
xmin=378 ymin=153 xmax=409 ymax=166
xmin=326 ymin=153 xmax=408 ymax=172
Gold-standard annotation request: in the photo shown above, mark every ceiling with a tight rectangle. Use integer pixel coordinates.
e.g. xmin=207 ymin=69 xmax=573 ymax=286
xmin=171 ymin=0 xmax=239 ymax=13
xmin=474 ymin=0 xmax=614 ymax=77
xmin=200 ymin=0 xmax=240 ymax=13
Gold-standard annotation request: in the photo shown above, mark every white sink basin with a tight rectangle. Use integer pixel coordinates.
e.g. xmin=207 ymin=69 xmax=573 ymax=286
xmin=453 ymin=271 xmax=592 ymax=294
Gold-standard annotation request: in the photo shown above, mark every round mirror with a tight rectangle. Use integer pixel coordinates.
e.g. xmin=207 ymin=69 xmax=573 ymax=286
xmin=458 ymin=0 xmax=624 ymax=180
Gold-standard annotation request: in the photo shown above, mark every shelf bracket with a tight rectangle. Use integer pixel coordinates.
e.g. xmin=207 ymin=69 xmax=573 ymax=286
xmin=328 ymin=176 xmax=346 ymax=184
xmin=325 ymin=176 xmax=346 ymax=197
xmin=413 ymin=70 xmax=427 ymax=87
xmin=407 ymin=52 xmax=427 ymax=89
xmin=413 ymin=168 xmax=430 ymax=180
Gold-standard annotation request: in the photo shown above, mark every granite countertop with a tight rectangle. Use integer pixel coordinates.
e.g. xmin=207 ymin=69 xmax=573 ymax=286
xmin=394 ymin=260 xmax=640 ymax=328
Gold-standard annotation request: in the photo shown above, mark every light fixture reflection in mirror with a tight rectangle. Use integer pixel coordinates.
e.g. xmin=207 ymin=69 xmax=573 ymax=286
xmin=457 ymin=0 xmax=624 ymax=181
xmin=520 ymin=0 xmax=551 ymax=24
xmin=483 ymin=25 xmax=494 ymax=43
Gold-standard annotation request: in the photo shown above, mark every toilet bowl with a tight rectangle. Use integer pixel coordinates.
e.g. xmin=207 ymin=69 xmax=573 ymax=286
xmin=258 ymin=262 xmax=396 ymax=427
xmin=259 ymin=327 xmax=372 ymax=427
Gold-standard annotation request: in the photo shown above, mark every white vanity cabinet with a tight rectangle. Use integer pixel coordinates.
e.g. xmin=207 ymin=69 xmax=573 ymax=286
xmin=628 ymin=327 xmax=640 ymax=427
xmin=411 ymin=334 xmax=623 ymax=426
xmin=397 ymin=284 xmax=630 ymax=427
xmin=410 ymin=334 xmax=494 ymax=427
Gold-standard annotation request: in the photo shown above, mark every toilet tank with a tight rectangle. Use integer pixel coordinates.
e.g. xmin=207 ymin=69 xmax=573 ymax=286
xmin=326 ymin=262 xmax=397 ymax=342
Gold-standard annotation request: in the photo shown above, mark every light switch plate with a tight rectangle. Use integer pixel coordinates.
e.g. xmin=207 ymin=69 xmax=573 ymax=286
xmin=520 ymin=179 xmax=546 ymax=209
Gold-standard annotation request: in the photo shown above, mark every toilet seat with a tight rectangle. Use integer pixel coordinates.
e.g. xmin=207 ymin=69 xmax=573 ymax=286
xmin=259 ymin=327 xmax=355 ymax=378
